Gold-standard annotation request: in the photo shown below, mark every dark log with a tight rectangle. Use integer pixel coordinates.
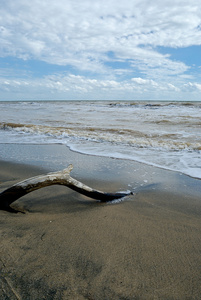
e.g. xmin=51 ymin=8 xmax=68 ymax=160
xmin=0 ymin=164 xmax=132 ymax=212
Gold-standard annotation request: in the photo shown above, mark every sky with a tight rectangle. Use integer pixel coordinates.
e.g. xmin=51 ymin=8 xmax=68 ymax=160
xmin=1 ymin=0 xmax=201 ymax=101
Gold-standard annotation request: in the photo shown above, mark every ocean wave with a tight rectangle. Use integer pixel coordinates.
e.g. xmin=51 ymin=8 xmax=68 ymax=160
xmin=0 ymin=100 xmax=200 ymax=179
xmin=1 ymin=122 xmax=200 ymax=152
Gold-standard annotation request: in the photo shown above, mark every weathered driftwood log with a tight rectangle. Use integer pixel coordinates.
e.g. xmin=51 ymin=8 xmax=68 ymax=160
xmin=0 ymin=164 xmax=132 ymax=212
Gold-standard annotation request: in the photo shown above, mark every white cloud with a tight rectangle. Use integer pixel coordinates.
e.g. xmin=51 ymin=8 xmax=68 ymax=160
xmin=0 ymin=73 xmax=191 ymax=101
xmin=167 ymin=83 xmax=180 ymax=92
xmin=0 ymin=0 xmax=201 ymax=100
xmin=184 ymin=82 xmax=201 ymax=91
xmin=131 ymin=78 xmax=158 ymax=86
xmin=1 ymin=1 xmax=201 ymax=71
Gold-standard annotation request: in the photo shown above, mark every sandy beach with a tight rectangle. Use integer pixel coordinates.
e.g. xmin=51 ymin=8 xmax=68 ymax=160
xmin=0 ymin=145 xmax=201 ymax=299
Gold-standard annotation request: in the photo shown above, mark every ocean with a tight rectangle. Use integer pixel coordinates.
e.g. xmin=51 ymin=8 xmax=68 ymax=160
xmin=0 ymin=100 xmax=201 ymax=179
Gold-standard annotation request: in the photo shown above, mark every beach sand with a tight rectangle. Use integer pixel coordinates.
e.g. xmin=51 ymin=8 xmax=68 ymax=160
xmin=0 ymin=145 xmax=201 ymax=299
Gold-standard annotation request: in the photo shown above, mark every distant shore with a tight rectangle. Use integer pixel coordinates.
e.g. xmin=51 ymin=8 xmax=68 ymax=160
xmin=0 ymin=144 xmax=201 ymax=299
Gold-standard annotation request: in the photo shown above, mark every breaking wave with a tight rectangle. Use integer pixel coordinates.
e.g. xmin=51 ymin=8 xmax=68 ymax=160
xmin=0 ymin=100 xmax=201 ymax=179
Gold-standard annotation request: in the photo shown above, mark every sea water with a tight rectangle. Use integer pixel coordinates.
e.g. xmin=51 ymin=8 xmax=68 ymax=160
xmin=0 ymin=100 xmax=201 ymax=179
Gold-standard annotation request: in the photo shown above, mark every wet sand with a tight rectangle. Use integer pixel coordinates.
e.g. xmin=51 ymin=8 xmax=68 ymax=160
xmin=0 ymin=145 xmax=201 ymax=299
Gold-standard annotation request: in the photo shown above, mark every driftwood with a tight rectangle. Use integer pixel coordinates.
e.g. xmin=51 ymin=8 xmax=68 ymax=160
xmin=0 ymin=164 xmax=132 ymax=213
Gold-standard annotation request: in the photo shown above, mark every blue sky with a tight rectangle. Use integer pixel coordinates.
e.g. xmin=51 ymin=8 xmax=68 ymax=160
xmin=1 ymin=0 xmax=201 ymax=101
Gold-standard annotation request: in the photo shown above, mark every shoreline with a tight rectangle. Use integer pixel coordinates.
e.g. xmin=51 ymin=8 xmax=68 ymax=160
xmin=0 ymin=142 xmax=201 ymax=181
xmin=1 ymin=142 xmax=201 ymax=181
xmin=0 ymin=143 xmax=201 ymax=299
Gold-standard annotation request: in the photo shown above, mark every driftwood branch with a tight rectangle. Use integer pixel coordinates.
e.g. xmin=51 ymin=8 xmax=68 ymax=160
xmin=0 ymin=164 xmax=132 ymax=212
